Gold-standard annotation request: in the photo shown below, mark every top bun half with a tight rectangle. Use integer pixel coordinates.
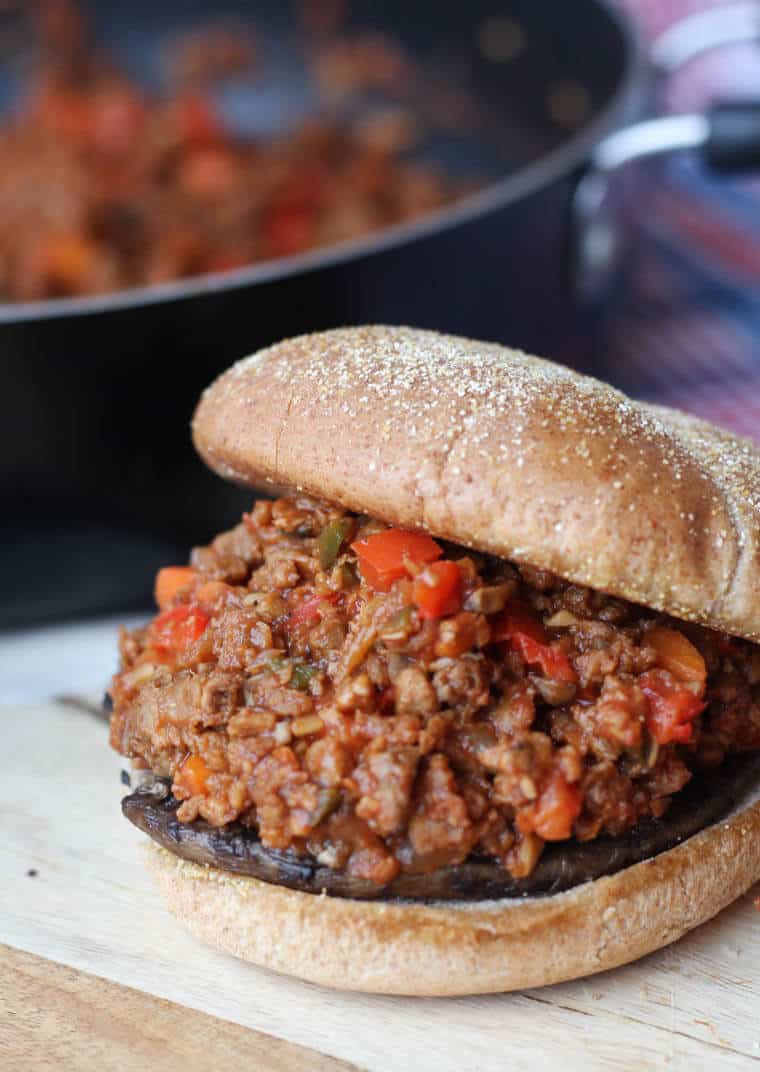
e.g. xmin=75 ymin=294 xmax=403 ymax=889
xmin=192 ymin=326 xmax=760 ymax=641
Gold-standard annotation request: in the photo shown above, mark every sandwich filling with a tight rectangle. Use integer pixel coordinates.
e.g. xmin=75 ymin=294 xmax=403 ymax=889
xmin=111 ymin=495 xmax=760 ymax=887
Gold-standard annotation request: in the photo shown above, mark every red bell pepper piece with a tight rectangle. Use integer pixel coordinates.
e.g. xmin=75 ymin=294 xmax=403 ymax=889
xmin=150 ymin=604 xmax=209 ymax=653
xmin=493 ymin=603 xmax=577 ymax=683
xmin=289 ymin=591 xmax=340 ymax=627
xmin=412 ymin=560 xmax=463 ymax=619
xmin=351 ymin=529 xmax=442 ymax=592
xmin=640 ymin=670 xmax=706 ymax=745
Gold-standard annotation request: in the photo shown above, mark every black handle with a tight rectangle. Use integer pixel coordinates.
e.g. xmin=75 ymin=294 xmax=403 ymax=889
xmin=705 ymin=100 xmax=760 ymax=171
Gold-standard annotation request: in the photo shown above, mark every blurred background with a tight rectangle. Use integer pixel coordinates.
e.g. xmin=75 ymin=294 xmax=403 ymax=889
xmin=1 ymin=0 xmax=760 ymax=649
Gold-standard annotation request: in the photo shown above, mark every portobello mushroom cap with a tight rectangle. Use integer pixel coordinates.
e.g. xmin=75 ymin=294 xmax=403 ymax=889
xmin=123 ymin=754 xmax=760 ymax=901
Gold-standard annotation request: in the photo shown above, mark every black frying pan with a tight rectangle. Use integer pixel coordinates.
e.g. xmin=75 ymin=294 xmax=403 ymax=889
xmin=3 ymin=0 xmax=758 ymax=625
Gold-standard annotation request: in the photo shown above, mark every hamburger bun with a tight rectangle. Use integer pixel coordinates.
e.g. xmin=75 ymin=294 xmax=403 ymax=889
xmin=126 ymin=326 xmax=760 ymax=995
xmin=145 ymin=778 xmax=760 ymax=995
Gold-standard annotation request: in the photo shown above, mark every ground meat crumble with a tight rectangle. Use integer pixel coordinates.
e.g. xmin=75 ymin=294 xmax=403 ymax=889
xmin=109 ymin=495 xmax=760 ymax=885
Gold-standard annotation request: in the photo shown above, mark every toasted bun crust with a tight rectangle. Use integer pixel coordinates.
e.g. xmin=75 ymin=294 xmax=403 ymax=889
xmin=193 ymin=326 xmax=760 ymax=640
xmin=145 ymin=789 xmax=760 ymax=995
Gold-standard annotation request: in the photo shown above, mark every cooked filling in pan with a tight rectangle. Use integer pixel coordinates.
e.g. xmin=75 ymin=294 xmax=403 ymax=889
xmin=0 ymin=2 xmax=468 ymax=300
xmin=110 ymin=495 xmax=760 ymax=886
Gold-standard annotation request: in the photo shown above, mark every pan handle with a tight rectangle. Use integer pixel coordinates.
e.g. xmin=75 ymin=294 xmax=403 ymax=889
xmin=587 ymin=103 xmax=760 ymax=174
xmin=572 ymin=102 xmax=760 ymax=302
xmin=571 ymin=1 xmax=760 ymax=303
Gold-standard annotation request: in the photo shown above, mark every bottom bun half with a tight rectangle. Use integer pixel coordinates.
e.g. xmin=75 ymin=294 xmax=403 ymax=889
xmin=144 ymin=791 xmax=760 ymax=996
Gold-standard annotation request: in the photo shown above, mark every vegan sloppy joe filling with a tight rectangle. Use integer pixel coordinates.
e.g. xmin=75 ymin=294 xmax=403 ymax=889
xmin=110 ymin=495 xmax=760 ymax=893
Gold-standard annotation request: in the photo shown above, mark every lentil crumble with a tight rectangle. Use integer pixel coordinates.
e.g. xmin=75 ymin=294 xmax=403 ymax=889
xmin=110 ymin=495 xmax=760 ymax=885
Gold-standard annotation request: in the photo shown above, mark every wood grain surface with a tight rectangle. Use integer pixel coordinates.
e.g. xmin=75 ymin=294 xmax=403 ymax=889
xmin=2 ymin=702 xmax=760 ymax=1071
xmin=0 ymin=944 xmax=355 ymax=1072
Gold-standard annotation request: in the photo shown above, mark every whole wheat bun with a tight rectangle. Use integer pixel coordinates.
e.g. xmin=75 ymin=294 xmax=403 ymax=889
xmin=193 ymin=325 xmax=760 ymax=641
xmin=180 ymin=326 xmax=760 ymax=994
xmin=145 ymin=784 xmax=760 ymax=995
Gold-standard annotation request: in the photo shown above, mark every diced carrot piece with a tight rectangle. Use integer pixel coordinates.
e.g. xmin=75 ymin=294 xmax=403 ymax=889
xmin=647 ymin=626 xmax=707 ymax=692
xmin=177 ymin=147 xmax=240 ymax=199
xmin=176 ymin=754 xmax=210 ymax=796
xmin=155 ymin=566 xmax=197 ymax=610
xmin=195 ymin=580 xmax=231 ymax=607
xmin=517 ymin=772 xmax=582 ymax=841
xmin=37 ymin=232 xmax=100 ymax=293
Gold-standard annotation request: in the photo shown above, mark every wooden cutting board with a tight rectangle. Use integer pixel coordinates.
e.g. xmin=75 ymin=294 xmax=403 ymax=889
xmin=2 ymin=702 xmax=759 ymax=1071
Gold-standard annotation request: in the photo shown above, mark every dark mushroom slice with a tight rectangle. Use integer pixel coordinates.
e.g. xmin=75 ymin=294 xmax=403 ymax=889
xmin=122 ymin=755 xmax=760 ymax=903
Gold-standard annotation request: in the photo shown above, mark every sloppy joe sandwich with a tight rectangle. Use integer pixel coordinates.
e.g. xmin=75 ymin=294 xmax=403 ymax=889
xmin=109 ymin=326 xmax=760 ymax=995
